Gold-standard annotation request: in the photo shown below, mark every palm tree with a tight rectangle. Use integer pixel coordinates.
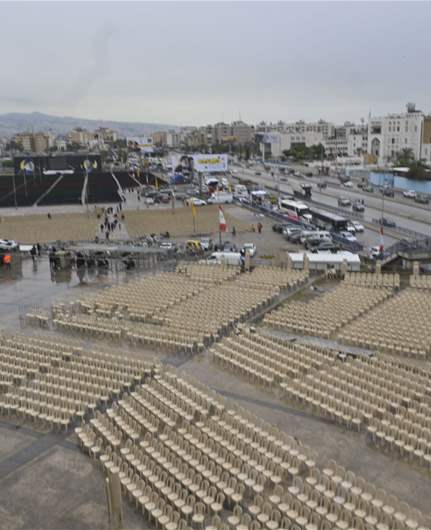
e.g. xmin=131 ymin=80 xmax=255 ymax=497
xmin=396 ymin=148 xmax=414 ymax=166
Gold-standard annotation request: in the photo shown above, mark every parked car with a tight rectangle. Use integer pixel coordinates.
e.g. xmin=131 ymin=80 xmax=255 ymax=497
xmin=305 ymin=236 xmax=332 ymax=249
xmin=351 ymin=221 xmax=365 ymax=233
xmin=403 ymin=189 xmax=417 ymax=199
xmin=0 ymin=239 xmax=18 ymax=250
xmin=317 ymin=181 xmax=328 ymax=189
xmin=378 ymin=217 xmax=396 ymax=228
xmin=186 ymin=197 xmax=207 ymax=206
xmin=338 ymin=197 xmax=351 ymax=207
xmin=255 ymin=171 xmax=261 ymax=176
xmin=363 ymin=184 xmax=374 ymax=193
xmin=199 ymin=237 xmax=214 ymax=251
xmin=272 ymin=223 xmax=287 ymax=233
xmin=339 ymin=231 xmax=358 ymax=243
xmin=415 ymin=193 xmax=430 ymax=204
xmin=242 ymin=242 xmax=256 ymax=257
xmin=343 ymin=181 xmax=353 ymax=188
xmin=159 ymin=241 xmax=176 ymax=251
xmin=369 ymin=246 xmax=382 ymax=259
xmin=284 ymin=227 xmax=302 ymax=242
xmin=309 ymin=241 xmax=340 ymax=253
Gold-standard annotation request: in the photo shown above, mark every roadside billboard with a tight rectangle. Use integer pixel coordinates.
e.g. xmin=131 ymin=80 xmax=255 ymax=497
xmin=192 ymin=154 xmax=228 ymax=173
xmin=127 ymin=136 xmax=154 ymax=154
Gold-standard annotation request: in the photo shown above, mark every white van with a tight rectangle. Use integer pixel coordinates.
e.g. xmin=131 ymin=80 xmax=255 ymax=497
xmin=207 ymin=191 xmax=234 ymax=204
xmin=300 ymin=230 xmax=331 ymax=245
xmin=205 ymin=251 xmax=242 ymax=266
xmin=233 ymin=184 xmax=249 ymax=201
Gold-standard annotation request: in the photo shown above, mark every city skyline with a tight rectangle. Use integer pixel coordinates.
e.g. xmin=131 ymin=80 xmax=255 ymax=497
xmin=1 ymin=2 xmax=431 ymax=125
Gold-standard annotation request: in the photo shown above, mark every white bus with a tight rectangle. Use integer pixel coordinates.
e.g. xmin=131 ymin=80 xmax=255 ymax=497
xmin=279 ymin=199 xmax=312 ymax=222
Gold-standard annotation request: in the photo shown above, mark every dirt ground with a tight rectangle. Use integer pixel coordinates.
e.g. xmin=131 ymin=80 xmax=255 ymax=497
xmin=0 ymin=205 xmax=250 ymax=244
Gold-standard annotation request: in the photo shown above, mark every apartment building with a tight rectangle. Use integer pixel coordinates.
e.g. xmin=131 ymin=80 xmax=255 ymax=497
xmin=368 ymin=103 xmax=424 ymax=164
xmin=14 ymin=132 xmax=51 ymax=153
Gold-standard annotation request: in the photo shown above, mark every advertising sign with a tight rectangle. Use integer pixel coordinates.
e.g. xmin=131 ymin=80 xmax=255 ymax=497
xmin=127 ymin=136 xmax=154 ymax=154
xmin=192 ymin=154 xmax=228 ymax=173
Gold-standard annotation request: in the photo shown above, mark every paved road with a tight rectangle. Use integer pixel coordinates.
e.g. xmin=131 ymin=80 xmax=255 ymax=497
xmin=233 ymin=167 xmax=431 ymax=236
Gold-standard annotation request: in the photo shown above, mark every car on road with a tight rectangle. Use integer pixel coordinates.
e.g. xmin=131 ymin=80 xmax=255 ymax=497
xmin=186 ymin=197 xmax=207 ymax=206
xmin=346 ymin=222 xmax=357 ymax=233
xmin=352 ymin=199 xmax=365 ymax=212
xmin=317 ymin=181 xmax=328 ymax=189
xmin=255 ymin=171 xmax=261 ymax=176
xmin=403 ymin=189 xmax=417 ymax=199
xmin=381 ymin=186 xmax=394 ymax=197
xmin=415 ymin=193 xmax=430 ymax=204
xmin=338 ymin=197 xmax=351 ymax=207
xmin=242 ymin=242 xmax=256 ymax=257
xmin=340 ymin=231 xmax=358 ymax=243
xmin=280 ymin=176 xmax=288 ymax=182
xmin=378 ymin=217 xmax=396 ymax=228
xmin=363 ymin=184 xmax=374 ymax=193
xmin=351 ymin=221 xmax=365 ymax=233
xmin=343 ymin=181 xmax=353 ymax=188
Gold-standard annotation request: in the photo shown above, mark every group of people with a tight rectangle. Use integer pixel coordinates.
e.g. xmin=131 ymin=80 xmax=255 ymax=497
xmin=99 ymin=204 xmax=125 ymax=241
xmin=30 ymin=243 xmax=42 ymax=263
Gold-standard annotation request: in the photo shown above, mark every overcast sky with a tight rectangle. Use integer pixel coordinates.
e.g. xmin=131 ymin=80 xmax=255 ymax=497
xmin=1 ymin=1 xmax=431 ymax=126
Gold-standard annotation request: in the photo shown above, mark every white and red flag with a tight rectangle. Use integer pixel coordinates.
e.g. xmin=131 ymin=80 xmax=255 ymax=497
xmin=219 ymin=206 xmax=227 ymax=232
xmin=379 ymin=225 xmax=384 ymax=254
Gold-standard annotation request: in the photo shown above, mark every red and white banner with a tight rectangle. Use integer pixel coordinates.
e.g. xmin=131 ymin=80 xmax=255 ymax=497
xmin=219 ymin=206 xmax=227 ymax=232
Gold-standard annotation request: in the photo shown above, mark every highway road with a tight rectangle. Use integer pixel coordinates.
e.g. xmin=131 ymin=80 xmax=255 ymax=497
xmin=233 ymin=167 xmax=431 ymax=237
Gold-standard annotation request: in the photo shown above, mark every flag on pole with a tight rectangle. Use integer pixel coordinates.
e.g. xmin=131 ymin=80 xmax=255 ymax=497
xmin=219 ymin=206 xmax=227 ymax=232
xmin=379 ymin=225 xmax=384 ymax=254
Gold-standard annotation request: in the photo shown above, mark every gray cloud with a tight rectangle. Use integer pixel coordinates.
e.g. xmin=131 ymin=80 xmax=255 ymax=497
xmin=0 ymin=1 xmax=430 ymax=125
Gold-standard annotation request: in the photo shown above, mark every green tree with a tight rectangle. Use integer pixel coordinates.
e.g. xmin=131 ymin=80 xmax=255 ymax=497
xmin=396 ymin=148 xmax=415 ymax=166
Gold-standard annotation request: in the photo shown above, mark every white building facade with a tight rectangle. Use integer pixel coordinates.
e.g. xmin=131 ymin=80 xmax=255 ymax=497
xmin=367 ymin=104 xmax=424 ymax=164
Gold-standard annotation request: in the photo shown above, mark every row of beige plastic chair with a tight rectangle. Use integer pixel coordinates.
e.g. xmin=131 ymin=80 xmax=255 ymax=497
xmin=264 ymin=284 xmax=393 ymax=338
xmin=211 ymin=331 xmax=337 ymax=386
xmin=49 ymin=266 xmax=297 ymax=352
xmin=409 ymin=275 xmax=431 ymax=289
xmin=282 ymin=356 xmax=431 ymax=434
xmin=24 ymin=313 xmax=50 ymax=329
xmin=367 ymin=396 xmax=431 ymax=472
xmin=0 ymin=332 xmax=158 ymax=430
xmin=75 ymin=370 xmax=430 ymax=530
xmin=339 ymin=288 xmax=431 ymax=359
xmin=75 ymin=271 xmax=205 ymax=321
xmin=177 ymin=262 xmax=241 ymax=284
xmin=233 ymin=267 xmax=308 ymax=291
xmin=343 ymin=272 xmax=400 ymax=288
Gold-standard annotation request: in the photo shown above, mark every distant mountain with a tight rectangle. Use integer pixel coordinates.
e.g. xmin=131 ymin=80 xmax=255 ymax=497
xmin=0 ymin=111 xmax=179 ymax=137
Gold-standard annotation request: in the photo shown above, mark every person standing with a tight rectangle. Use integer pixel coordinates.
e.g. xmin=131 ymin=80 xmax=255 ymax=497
xmin=30 ymin=245 xmax=37 ymax=263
